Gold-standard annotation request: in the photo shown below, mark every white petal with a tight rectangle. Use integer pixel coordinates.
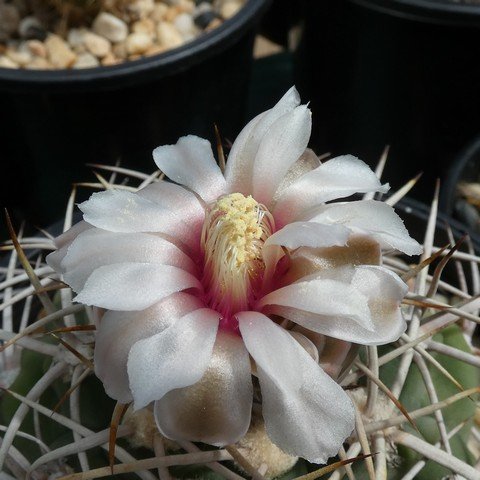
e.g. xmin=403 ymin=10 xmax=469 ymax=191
xmin=46 ymin=221 xmax=91 ymax=272
xmin=262 ymin=223 xmax=349 ymax=287
xmin=127 ymin=308 xmax=219 ymax=410
xmin=280 ymin=234 xmax=381 ymax=286
xmin=252 ymin=105 xmax=312 ymax=207
xmin=273 ymin=148 xmax=322 ymax=202
xmin=274 ymin=156 xmax=389 ymax=225
xmin=94 ymin=293 xmax=204 ymax=403
xmin=61 ymin=229 xmax=196 ymax=293
xmin=225 ymin=87 xmax=301 ymax=195
xmin=258 ymin=277 xmax=374 ymax=331
xmin=74 ymin=263 xmax=201 ymax=310
xmin=267 ymin=266 xmax=408 ymax=345
xmin=138 ymin=181 xmax=205 ymax=225
xmin=307 ymin=200 xmax=423 ymax=255
xmin=350 ymin=265 xmax=408 ymax=343
xmin=155 ymin=331 xmax=252 ymax=446
xmin=79 ymin=189 xmax=199 ymax=251
xmin=152 ymin=135 xmax=226 ymax=204
xmin=238 ymin=312 xmax=355 ymax=464
xmin=265 ymin=222 xmax=349 ymax=250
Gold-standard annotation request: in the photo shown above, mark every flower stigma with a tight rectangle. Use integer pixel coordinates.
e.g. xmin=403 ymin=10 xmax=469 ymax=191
xmin=201 ymin=193 xmax=275 ymax=329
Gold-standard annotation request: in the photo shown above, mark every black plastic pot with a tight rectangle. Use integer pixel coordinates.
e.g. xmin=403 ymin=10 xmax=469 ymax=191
xmin=441 ymin=134 xmax=480 ymax=229
xmin=0 ymin=0 xmax=270 ymax=230
xmin=295 ymin=0 xmax=480 ymax=204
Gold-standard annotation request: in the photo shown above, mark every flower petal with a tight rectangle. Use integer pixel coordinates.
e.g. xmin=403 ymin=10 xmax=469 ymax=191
xmin=46 ymin=221 xmax=92 ymax=272
xmin=238 ymin=312 xmax=355 ymax=464
xmin=61 ymin=229 xmax=196 ymax=293
xmin=137 ymin=181 xmax=205 ymax=226
xmin=225 ymin=87 xmax=301 ymax=195
xmin=252 ymin=105 xmax=312 ymax=207
xmin=79 ymin=189 xmax=199 ymax=251
xmin=266 ymin=266 xmax=408 ymax=345
xmin=351 ymin=265 xmax=408 ymax=342
xmin=94 ymin=293 xmax=204 ymax=403
xmin=265 ymin=222 xmax=349 ymax=250
xmin=281 ymin=234 xmax=381 ymax=285
xmin=127 ymin=308 xmax=219 ymax=410
xmin=74 ymin=263 xmax=201 ymax=310
xmin=258 ymin=275 xmax=374 ymax=332
xmin=273 ymin=148 xmax=321 ymax=202
xmin=262 ymin=223 xmax=349 ymax=287
xmin=152 ymin=135 xmax=226 ymax=204
xmin=154 ymin=331 xmax=252 ymax=446
xmin=306 ymin=200 xmax=422 ymax=256
xmin=274 ymin=156 xmax=389 ymax=225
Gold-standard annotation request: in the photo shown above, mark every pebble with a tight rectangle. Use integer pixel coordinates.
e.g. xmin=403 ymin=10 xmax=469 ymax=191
xmin=45 ymin=34 xmax=76 ymax=68
xmin=92 ymin=12 xmax=128 ymax=43
xmin=6 ymin=46 xmax=31 ymax=66
xmin=220 ymin=1 xmax=241 ymax=18
xmin=0 ymin=55 xmax=18 ymax=68
xmin=18 ymin=16 xmax=47 ymax=41
xmin=156 ymin=21 xmax=183 ymax=49
xmin=0 ymin=0 xmax=245 ymax=70
xmin=26 ymin=40 xmax=47 ymax=58
xmin=151 ymin=3 xmax=168 ymax=22
xmin=73 ymin=52 xmax=100 ymax=69
xmin=112 ymin=41 xmax=128 ymax=59
xmin=84 ymin=32 xmax=111 ymax=58
xmin=128 ymin=0 xmax=155 ymax=19
xmin=125 ymin=32 xmax=152 ymax=55
xmin=174 ymin=13 xmax=196 ymax=37
xmin=101 ymin=52 xmax=119 ymax=66
xmin=132 ymin=19 xmax=156 ymax=39
xmin=26 ymin=57 xmax=51 ymax=69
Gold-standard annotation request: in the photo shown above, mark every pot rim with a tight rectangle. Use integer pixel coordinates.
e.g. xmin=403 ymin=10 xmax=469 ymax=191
xmin=0 ymin=0 xmax=270 ymax=88
xmin=350 ymin=0 xmax=480 ymax=26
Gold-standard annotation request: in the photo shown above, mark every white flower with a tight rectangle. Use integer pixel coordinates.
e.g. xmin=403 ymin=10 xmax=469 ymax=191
xmin=47 ymin=87 xmax=422 ymax=464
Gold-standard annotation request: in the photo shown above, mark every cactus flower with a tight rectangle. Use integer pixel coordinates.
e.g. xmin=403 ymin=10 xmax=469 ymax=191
xmin=47 ymin=87 xmax=421 ymax=464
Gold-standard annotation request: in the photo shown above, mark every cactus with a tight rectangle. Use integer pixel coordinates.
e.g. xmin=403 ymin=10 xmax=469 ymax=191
xmin=0 ymin=157 xmax=479 ymax=480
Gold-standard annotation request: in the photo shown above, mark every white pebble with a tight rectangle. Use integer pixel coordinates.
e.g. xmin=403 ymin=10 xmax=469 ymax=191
xmin=174 ymin=12 xmax=195 ymax=36
xmin=128 ymin=0 xmax=155 ymax=19
xmin=132 ymin=18 xmax=156 ymax=38
xmin=45 ymin=34 xmax=77 ymax=68
xmin=67 ymin=28 xmax=88 ymax=48
xmin=26 ymin=57 xmax=51 ymax=69
xmin=125 ymin=32 xmax=153 ymax=55
xmin=84 ymin=31 xmax=112 ymax=58
xmin=92 ymin=12 xmax=128 ymax=43
xmin=6 ymin=46 xmax=31 ymax=66
xmin=73 ymin=52 xmax=100 ymax=69
xmin=0 ymin=55 xmax=18 ymax=68
xmin=156 ymin=22 xmax=183 ymax=49
xmin=151 ymin=3 xmax=168 ymax=22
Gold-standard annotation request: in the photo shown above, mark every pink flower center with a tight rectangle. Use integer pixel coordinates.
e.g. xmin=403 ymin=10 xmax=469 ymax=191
xmin=201 ymin=193 xmax=275 ymax=331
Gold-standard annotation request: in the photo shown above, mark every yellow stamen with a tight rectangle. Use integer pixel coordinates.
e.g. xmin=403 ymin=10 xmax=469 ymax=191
xmin=201 ymin=193 xmax=274 ymax=317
